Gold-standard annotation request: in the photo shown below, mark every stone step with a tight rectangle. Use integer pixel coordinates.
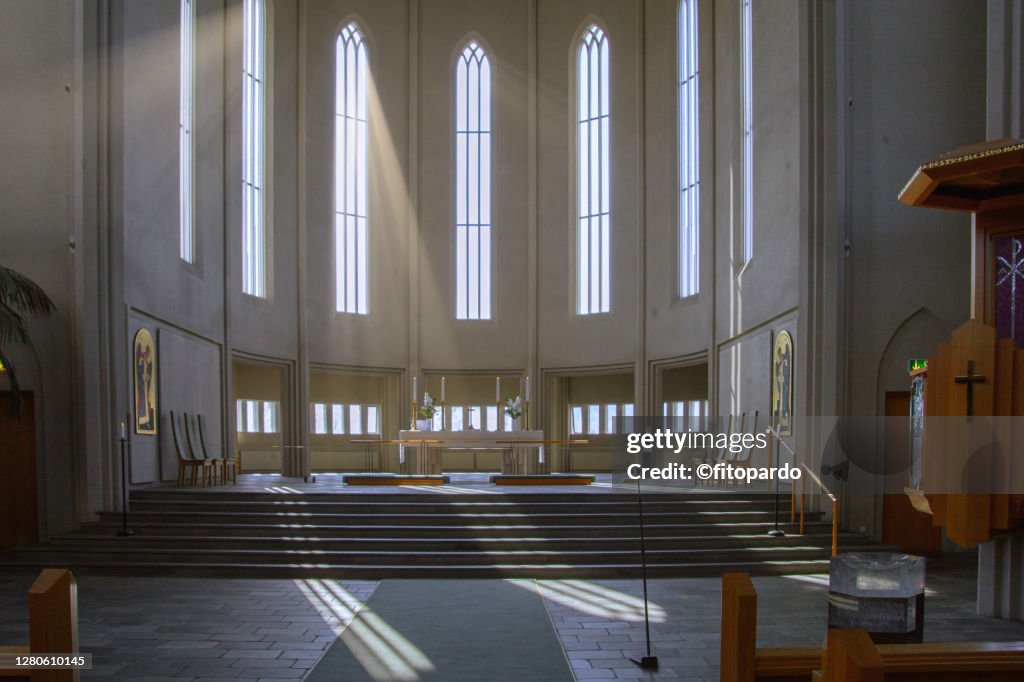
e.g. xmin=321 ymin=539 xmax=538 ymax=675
xmin=50 ymin=531 xmax=853 ymax=553
xmin=81 ymin=518 xmax=827 ymax=539
xmin=11 ymin=543 xmax=868 ymax=567
xmin=124 ymin=497 xmax=783 ymax=515
xmin=3 ymin=487 xmax=851 ymax=580
xmin=0 ymin=557 xmax=834 ymax=579
xmin=96 ymin=508 xmax=799 ymax=527
xmin=128 ymin=489 xmax=777 ymax=504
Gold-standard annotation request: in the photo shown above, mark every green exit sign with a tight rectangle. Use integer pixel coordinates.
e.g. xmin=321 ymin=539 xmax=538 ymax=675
xmin=908 ymin=358 xmax=929 ymax=373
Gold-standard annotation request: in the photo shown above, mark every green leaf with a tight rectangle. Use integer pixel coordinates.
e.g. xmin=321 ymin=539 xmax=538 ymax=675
xmin=0 ymin=265 xmax=56 ymax=318
xmin=0 ymin=300 xmax=30 ymax=347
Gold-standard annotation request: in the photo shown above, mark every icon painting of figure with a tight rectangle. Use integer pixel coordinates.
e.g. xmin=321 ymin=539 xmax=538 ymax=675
xmin=133 ymin=328 xmax=157 ymax=435
xmin=772 ymin=330 xmax=793 ymax=436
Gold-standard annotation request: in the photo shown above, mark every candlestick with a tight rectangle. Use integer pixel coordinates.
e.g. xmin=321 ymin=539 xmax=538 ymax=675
xmin=441 ymin=401 xmax=447 ymax=431
xmin=524 ymin=400 xmax=530 ymax=430
xmin=117 ymin=419 xmax=134 ymax=537
xmin=411 ymin=400 xmax=418 ymax=430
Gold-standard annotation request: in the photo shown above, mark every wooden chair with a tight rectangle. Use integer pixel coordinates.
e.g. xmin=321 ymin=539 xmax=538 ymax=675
xmin=704 ymin=412 xmax=747 ymax=487
xmin=724 ymin=410 xmax=759 ymax=487
xmin=170 ymin=410 xmax=208 ymax=487
xmin=0 ymin=568 xmax=79 ymax=682
xmin=196 ymin=413 xmax=235 ymax=485
xmin=182 ymin=413 xmax=215 ymax=487
xmin=694 ymin=414 xmax=731 ymax=485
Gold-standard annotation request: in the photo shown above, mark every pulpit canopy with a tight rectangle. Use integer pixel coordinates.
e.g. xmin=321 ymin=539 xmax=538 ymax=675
xmin=899 ymin=139 xmax=1024 ymax=212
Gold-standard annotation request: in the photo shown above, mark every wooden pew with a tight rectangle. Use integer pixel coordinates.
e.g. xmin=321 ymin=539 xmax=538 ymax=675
xmin=721 ymin=572 xmax=1024 ymax=681
xmin=0 ymin=569 xmax=79 ymax=682
xmin=721 ymin=572 xmax=821 ymax=682
xmin=823 ymin=628 xmax=1024 ymax=681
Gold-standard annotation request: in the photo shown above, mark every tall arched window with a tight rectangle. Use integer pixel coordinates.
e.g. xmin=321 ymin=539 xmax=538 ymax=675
xmin=741 ymin=0 xmax=754 ymax=264
xmin=678 ymin=0 xmax=699 ymax=297
xmin=335 ymin=23 xmax=368 ymax=315
xmin=577 ymin=25 xmax=610 ymax=315
xmin=455 ymin=42 xmax=492 ymax=320
xmin=242 ymin=0 xmax=267 ymax=298
xmin=179 ymin=0 xmax=195 ymax=263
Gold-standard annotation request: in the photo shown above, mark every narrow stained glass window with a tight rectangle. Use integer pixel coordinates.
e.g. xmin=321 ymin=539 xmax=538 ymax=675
xmin=242 ymin=0 xmax=268 ymax=297
xmin=577 ymin=26 xmax=611 ymax=314
xmin=995 ymin=236 xmax=1024 ymax=347
xmin=335 ymin=24 xmax=369 ymax=314
xmin=180 ymin=0 xmax=195 ymax=263
xmin=455 ymin=42 xmax=492 ymax=320
xmin=741 ymin=0 xmax=754 ymax=264
xmin=679 ymin=0 xmax=699 ymax=296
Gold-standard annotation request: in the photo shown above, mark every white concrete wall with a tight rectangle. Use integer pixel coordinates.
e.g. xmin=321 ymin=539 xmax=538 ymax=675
xmin=840 ymin=0 xmax=985 ymax=534
xmin=0 ymin=0 xmax=78 ymax=536
xmin=0 ymin=0 xmax=999 ymax=538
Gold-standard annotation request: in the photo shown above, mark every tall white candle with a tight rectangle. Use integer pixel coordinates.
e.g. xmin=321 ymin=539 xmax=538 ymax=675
xmin=496 ymin=376 xmax=501 ymax=403
xmin=413 ymin=376 xmax=418 ymax=401
xmin=441 ymin=376 xmax=446 ymax=402
xmin=119 ymin=421 xmax=127 ymax=441
xmin=525 ymin=376 xmax=530 ymax=401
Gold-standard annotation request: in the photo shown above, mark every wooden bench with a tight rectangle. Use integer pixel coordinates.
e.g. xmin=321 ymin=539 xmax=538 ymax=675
xmin=0 ymin=569 xmax=79 ymax=682
xmin=721 ymin=571 xmax=1024 ymax=681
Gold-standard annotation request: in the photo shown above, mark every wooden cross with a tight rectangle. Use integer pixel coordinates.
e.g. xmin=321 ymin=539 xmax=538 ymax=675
xmin=954 ymin=360 xmax=986 ymax=420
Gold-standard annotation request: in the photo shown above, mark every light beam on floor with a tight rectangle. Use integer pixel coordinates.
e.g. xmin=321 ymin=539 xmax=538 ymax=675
xmin=525 ymin=579 xmax=667 ymax=623
xmin=296 ymin=579 xmax=435 ymax=681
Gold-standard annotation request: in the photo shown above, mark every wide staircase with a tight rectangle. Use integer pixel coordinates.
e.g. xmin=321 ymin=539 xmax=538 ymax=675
xmin=2 ymin=488 xmax=883 ymax=578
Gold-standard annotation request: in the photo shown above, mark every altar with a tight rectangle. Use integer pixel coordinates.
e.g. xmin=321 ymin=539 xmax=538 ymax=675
xmin=397 ymin=430 xmax=548 ymax=475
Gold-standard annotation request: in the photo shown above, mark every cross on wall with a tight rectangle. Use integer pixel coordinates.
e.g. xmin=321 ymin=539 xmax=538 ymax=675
xmin=954 ymin=359 xmax=986 ymax=421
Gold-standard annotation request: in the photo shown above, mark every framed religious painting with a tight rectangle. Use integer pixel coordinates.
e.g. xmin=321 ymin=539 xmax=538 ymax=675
xmin=772 ymin=330 xmax=794 ymax=436
xmin=133 ymin=328 xmax=157 ymax=435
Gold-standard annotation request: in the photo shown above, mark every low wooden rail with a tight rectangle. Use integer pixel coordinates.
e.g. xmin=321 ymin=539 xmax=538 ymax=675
xmin=800 ymin=464 xmax=839 ymax=558
xmin=721 ymin=572 xmax=1024 ymax=682
xmin=767 ymin=426 xmax=839 ymax=557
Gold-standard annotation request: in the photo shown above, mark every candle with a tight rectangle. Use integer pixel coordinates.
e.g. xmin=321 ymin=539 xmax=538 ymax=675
xmin=496 ymin=376 xmax=501 ymax=403
xmin=441 ymin=376 xmax=446 ymax=402
xmin=119 ymin=422 xmax=127 ymax=441
xmin=525 ymin=376 xmax=530 ymax=401
xmin=412 ymin=376 xmax=418 ymax=401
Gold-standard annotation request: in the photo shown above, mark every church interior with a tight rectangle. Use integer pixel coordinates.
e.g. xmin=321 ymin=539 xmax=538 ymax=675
xmin=5 ymin=0 xmax=1024 ymax=680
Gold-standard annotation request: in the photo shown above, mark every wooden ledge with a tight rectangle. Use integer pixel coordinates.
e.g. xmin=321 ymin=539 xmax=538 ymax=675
xmin=343 ymin=475 xmax=450 ymax=486
xmin=489 ymin=474 xmax=594 ymax=486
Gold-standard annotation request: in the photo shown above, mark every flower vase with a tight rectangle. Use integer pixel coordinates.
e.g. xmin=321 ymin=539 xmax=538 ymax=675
xmin=416 ymin=418 xmax=432 ymax=431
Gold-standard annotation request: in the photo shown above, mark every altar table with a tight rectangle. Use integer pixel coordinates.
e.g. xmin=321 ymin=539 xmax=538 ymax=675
xmin=397 ymin=430 xmax=547 ymax=475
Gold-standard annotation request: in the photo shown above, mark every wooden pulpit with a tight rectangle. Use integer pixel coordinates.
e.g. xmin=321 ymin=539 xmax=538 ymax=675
xmin=899 ymin=139 xmax=1024 ymax=548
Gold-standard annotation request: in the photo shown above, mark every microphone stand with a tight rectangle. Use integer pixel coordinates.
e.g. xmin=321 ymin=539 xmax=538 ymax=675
xmin=629 ymin=449 xmax=658 ymax=671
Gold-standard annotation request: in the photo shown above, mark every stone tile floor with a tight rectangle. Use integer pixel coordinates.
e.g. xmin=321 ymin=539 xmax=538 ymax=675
xmin=1 ymin=555 xmax=1023 ymax=681
xmin=0 ymin=574 xmax=378 ymax=681
xmin=540 ymin=555 xmax=1024 ymax=680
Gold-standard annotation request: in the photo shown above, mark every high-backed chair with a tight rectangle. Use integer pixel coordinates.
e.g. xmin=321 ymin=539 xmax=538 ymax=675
xmin=729 ymin=410 xmax=759 ymax=487
xmin=182 ymin=412 xmax=216 ymax=487
xmin=170 ymin=410 xmax=207 ymax=487
xmin=197 ymin=413 xmax=236 ymax=485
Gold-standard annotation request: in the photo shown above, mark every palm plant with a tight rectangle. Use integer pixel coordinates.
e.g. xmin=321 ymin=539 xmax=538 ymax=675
xmin=0 ymin=265 xmax=56 ymax=416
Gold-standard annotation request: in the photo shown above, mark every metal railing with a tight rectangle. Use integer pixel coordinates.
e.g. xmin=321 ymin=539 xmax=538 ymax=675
xmin=767 ymin=425 xmax=839 ymax=557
